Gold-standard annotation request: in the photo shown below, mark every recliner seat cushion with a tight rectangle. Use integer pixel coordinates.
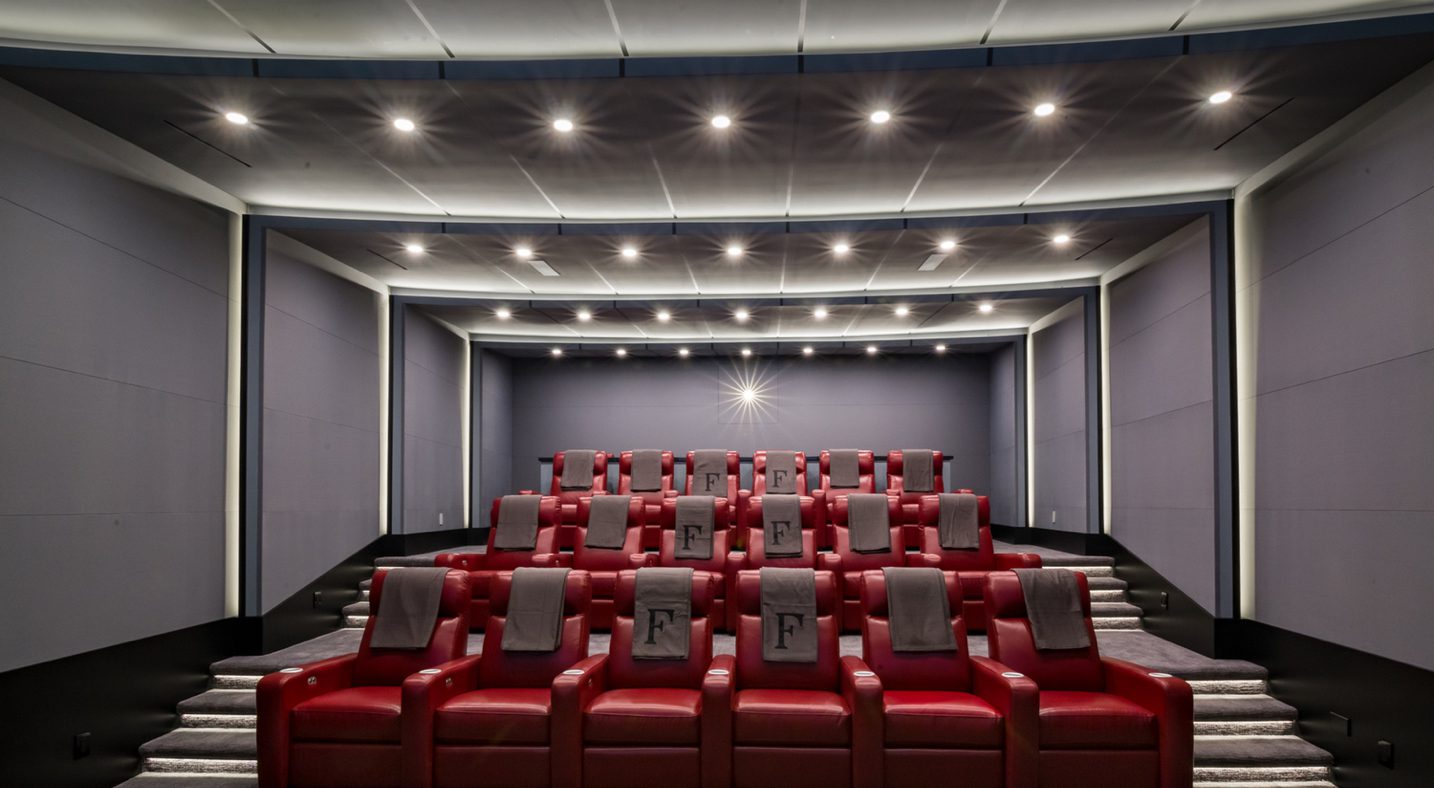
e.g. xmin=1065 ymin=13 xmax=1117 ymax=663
xmin=882 ymin=690 xmax=1002 ymax=748
xmin=733 ymin=689 xmax=851 ymax=746
xmin=291 ymin=686 xmax=402 ymax=743
xmin=1038 ymin=691 xmax=1157 ymax=749
xmin=436 ymin=688 xmax=552 ymax=745
xmin=584 ymin=688 xmax=702 ymax=745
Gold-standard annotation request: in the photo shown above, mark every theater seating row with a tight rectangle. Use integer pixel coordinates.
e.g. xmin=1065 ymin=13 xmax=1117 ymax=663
xmin=527 ymin=449 xmax=985 ymax=550
xmin=259 ymin=568 xmax=1192 ymax=788
xmin=435 ymin=493 xmax=1041 ymax=632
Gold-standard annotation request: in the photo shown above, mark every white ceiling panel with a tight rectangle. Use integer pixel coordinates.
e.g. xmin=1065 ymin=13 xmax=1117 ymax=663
xmin=985 ymin=0 xmax=1194 ymax=44
xmin=1179 ymin=0 xmax=1434 ymax=30
xmin=214 ymin=0 xmax=448 ymax=58
xmin=607 ymin=0 xmax=802 ymax=56
xmin=414 ymin=0 xmax=624 ymax=58
xmin=801 ymin=0 xmax=1000 ymax=53
xmin=0 ymin=1 xmax=267 ymax=54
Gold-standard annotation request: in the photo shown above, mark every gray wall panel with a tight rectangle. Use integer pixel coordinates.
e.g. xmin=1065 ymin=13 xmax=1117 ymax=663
xmin=1031 ymin=300 xmax=1087 ymax=532
xmin=402 ymin=312 xmax=464 ymax=534
xmin=505 ymin=355 xmax=992 ymax=495
xmin=1244 ymin=75 xmax=1434 ymax=669
xmin=988 ymin=344 xmax=1018 ymax=526
xmin=261 ymin=249 xmax=381 ymax=612
xmin=479 ymin=350 xmax=514 ymax=513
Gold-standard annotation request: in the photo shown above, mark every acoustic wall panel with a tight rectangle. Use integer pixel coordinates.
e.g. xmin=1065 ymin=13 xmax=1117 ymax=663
xmin=1031 ymin=300 xmax=1089 ymax=532
xmin=988 ymin=343 xmax=1019 ymax=526
xmin=402 ymin=311 xmax=465 ymax=534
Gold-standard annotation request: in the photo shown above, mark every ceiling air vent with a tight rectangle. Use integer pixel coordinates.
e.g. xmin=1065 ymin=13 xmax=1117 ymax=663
xmin=918 ymin=254 xmax=947 ymax=272
xmin=527 ymin=259 xmax=560 ymax=277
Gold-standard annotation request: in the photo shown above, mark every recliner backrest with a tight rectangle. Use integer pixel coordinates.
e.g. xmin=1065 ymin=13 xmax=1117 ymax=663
xmin=353 ymin=569 xmax=470 ymax=686
xmin=885 ymin=449 xmax=945 ymax=495
xmin=744 ymin=495 xmax=819 ymax=567
xmin=828 ymin=494 xmax=905 ymax=569
xmin=571 ymin=495 xmax=645 ymax=570
xmin=818 ymin=449 xmax=876 ymax=496
xmin=752 ymin=450 xmax=809 ymax=496
xmin=606 ymin=570 xmax=718 ymax=690
xmin=734 ymin=570 xmax=840 ymax=691
xmin=859 ymin=569 xmax=971 ymax=691
xmin=683 ymin=450 xmax=741 ymax=500
xmin=550 ymin=450 xmax=610 ymax=496
xmin=618 ymin=450 xmax=675 ymax=499
xmin=479 ymin=570 xmax=593 ymax=688
xmin=466 ymin=496 xmax=561 ymax=571
xmin=985 ymin=571 xmax=1104 ymax=691
xmin=657 ymin=497 xmax=732 ymax=570
xmin=915 ymin=495 xmax=997 ymax=570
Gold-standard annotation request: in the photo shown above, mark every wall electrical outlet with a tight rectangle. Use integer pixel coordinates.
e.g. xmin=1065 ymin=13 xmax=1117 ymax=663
xmin=73 ymin=732 xmax=90 ymax=759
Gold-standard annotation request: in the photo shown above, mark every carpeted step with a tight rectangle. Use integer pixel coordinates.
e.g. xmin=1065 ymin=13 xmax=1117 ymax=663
xmin=1195 ymin=695 xmax=1297 ymax=721
xmin=359 ymin=577 xmax=371 ymax=590
xmin=211 ymin=629 xmax=363 ymax=676
xmin=1194 ymin=735 xmax=1334 ymax=766
xmin=140 ymin=730 xmax=256 ymax=759
xmin=1085 ymin=576 xmax=1128 ymax=591
xmin=1091 ymin=601 xmax=1142 ymax=617
xmin=117 ymin=775 xmax=258 ymax=787
xmin=177 ymin=690 xmax=256 ymax=716
xmin=1194 ymin=782 xmax=1334 ymax=788
xmin=342 ymin=600 xmax=369 ymax=617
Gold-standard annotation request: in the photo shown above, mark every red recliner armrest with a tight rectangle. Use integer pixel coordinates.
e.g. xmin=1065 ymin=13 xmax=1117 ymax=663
xmin=257 ymin=654 xmax=357 ymax=788
xmin=519 ymin=490 xmax=538 ymax=496
xmin=552 ymin=654 xmax=609 ymax=788
xmin=840 ymin=655 xmax=883 ymax=788
xmin=628 ymin=552 xmax=657 ymax=569
xmin=703 ymin=654 xmax=736 ymax=788
xmin=993 ymin=553 xmax=1043 ymax=570
xmin=1103 ymin=658 xmax=1194 ymax=788
xmin=434 ymin=552 xmax=486 ymax=571
xmin=970 ymin=656 xmax=1039 ymax=788
xmin=724 ymin=551 xmax=747 ymax=632
xmin=530 ymin=553 xmax=573 ymax=568
xmin=904 ymin=552 xmax=942 ymax=568
xmin=401 ymin=655 xmax=482 ymax=788
xmin=735 ymin=489 xmax=753 ymax=549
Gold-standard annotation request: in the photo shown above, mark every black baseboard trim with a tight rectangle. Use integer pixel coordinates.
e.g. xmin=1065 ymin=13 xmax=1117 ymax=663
xmin=0 ymin=618 xmax=251 ymax=788
xmin=1235 ymin=620 xmax=1434 ymax=787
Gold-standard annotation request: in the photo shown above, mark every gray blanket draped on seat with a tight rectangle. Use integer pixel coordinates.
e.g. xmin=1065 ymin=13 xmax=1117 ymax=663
xmin=1014 ymin=568 xmax=1091 ymax=650
xmin=901 ymin=449 xmax=935 ymax=492
xmin=760 ymin=567 xmax=818 ymax=663
xmin=501 ymin=567 xmax=572 ymax=652
xmin=761 ymin=493 xmax=804 ymax=557
xmin=691 ymin=450 xmax=730 ymax=495
xmin=559 ymin=449 xmax=597 ymax=490
xmin=881 ymin=567 xmax=957 ymax=652
xmin=369 ymin=567 xmax=449 ymax=649
xmin=828 ymin=449 xmax=861 ymax=489
xmin=674 ymin=495 xmax=716 ymax=560
xmin=764 ymin=450 xmax=799 ymax=495
xmin=584 ymin=495 xmax=632 ymax=549
xmin=937 ymin=492 xmax=980 ymax=550
xmin=633 ymin=567 xmax=694 ymax=660
xmin=629 ymin=449 xmax=664 ymax=492
xmin=846 ymin=493 xmax=892 ymax=554
xmin=492 ymin=494 xmax=542 ymax=551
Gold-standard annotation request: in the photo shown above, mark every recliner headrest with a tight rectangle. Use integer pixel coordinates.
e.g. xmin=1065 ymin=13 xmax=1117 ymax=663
xmin=735 ymin=569 xmax=837 ymax=615
xmin=488 ymin=569 xmax=592 ymax=616
xmin=860 ymin=568 xmax=961 ymax=617
xmin=613 ymin=569 xmax=718 ymax=617
xmin=370 ymin=568 xmax=470 ymax=618
xmin=577 ymin=494 xmax=644 ymax=526
xmin=660 ymin=496 xmax=730 ymax=529
xmin=829 ymin=493 xmax=900 ymax=526
xmin=985 ymin=570 xmax=1092 ymax=619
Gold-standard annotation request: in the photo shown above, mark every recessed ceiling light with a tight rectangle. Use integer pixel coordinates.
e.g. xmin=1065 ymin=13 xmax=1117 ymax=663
xmin=802 ymin=346 xmax=814 ymax=356
xmin=939 ymin=238 xmax=957 ymax=251
xmin=551 ymin=347 xmax=563 ymax=357
xmin=656 ymin=309 xmax=671 ymax=322
xmin=404 ymin=243 xmax=425 ymax=254
xmin=711 ymin=114 xmax=732 ymax=129
xmin=553 ymin=118 xmax=575 ymax=132
xmin=870 ymin=109 xmax=891 ymax=124
xmin=734 ymin=308 xmax=749 ymax=322
xmin=1052 ymin=233 xmax=1072 ymax=245
xmin=515 ymin=246 xmax=532 ymax=258
xmin=813 ymin=307 xmax=828 ymax=320
xmin=576 ymin=309 xmax=592 ymax=322
xmin=833 ymin=242 xmax=850 ymax=255
xmin=726 ymin=244 xmax=743 ymax=258
xmin=223 ymin=111 xmax=249 ymax=125
xmin=621 ymin=246 xmax=638 ymax=259
xmin=393 ymin=117 xmax=416 ymax=132
xmin=978 ymin=302 xmax=995 ymax=314
xmin=740 ymin=347 xmax=752 ymax=357
xmin=894 ymin=305 xmax=910 ymax=317
xmin=934 ymin=344 xmax=947 ymax=353
xmin=614 ymin=347 xmax=627 ymax=357
xmin=866 ymin=345 xmax=879 ymax=355
xmin=495 ymin=307 xmax=512 ymax=319
xmin=1209 ymin=90 xmax=1234 ymax=104
xmin=678 ymin=347 xmax=690 ymax=358
xmin=1033 ymin=103 xmax=1056 ymax=117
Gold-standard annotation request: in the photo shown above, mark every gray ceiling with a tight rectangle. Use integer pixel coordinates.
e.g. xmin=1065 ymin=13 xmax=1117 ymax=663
xmin=4 ymin=33 xmax=1433 ymax=221
xmin=1 ymin=1 xmax=1431 ymax=58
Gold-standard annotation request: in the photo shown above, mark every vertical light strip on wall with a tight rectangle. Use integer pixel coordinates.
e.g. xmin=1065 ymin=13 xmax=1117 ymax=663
xmin=224 ymin=214 xmax=242 ymax=618
xmin=461 ymin=336 xmax=472 ymax=528
xmin=378 ymin=296 xmax=390 ymax=536
xmin=1025 ymin=330 xmax=1036 ymax=528
xmin=1233 ymin=195 xmax=1257 ymax=618
xmin=1100 ymin=281 xmax=1113 ymax=534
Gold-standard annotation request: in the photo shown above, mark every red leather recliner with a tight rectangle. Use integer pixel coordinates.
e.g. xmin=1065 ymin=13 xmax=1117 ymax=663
xmin=908 ymin=496 xmax=1040 ymax=633
xmin=822 ymin=494 xmax=915 ymax=632
xmin=655 ymin=496 xmax=742 ymax=634
xmin=752 ymin=451 xmax=824 ymax=546
xmin=683 ymin=450 xmax=743 ymax=532
xmin=435 ymin=496 xmax=569 ymax=631
xmin=257 ymin=569 xmax=470 ymax=788
xmin=731 ymin=570 xmax=879 ymax=788
xmin=985 ymin=572 xmax=1193 ymax=788
xmin=570 ymin=495 xmax=651 ymax=631
xmin=883 ymin=450 xmax=944 ymax=542
xmin=403 ymin=570 xmax=595 ymax=788
xmin=858 ymin=569 xmax=1038 ymax=788
xmin=522 ymin=451 xmax=611 ymax=548
xmin=617 ymin=450 xmax=678 ymax=548
xmin=733 ymin=495 xmax=827 ymax=632
xmin=578 ymin=570 xmax=729 ymax=788
xmin=817 ymin=450 xmax=876 ymax=546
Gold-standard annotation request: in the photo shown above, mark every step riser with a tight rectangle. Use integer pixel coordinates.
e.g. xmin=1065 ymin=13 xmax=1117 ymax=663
xmin=1194 ymin=720 xmax=1295 ymax=735
xmin=1189 ymin=679 xmax=1268 ymax=695
xmin=180 ymin=714 xmax=257 ymax=729
xmin=144 ymin=758 xmax=257 ymax=775
xmin=1193 ymin=766 xmax=1331 ymax=783
xmin=212 ymin=675 xmax=261 ymax=690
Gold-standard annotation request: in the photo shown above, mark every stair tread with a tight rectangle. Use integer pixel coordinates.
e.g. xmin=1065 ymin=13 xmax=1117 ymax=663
xmin=1194 ymin=736 xmax=1333 ymax=766
xmin=1090 ymin=601 xmax=1142 ymax=616
xmin=117 ymin=775 xmax=258 ymax=787
xmin=343 ymin=601 xmax=370 ymax=616
xmin=139 ymin=729 xmax=256 ymax=759
xmin=211 ymin=628 xmax=362 ymax=675
xmin=1194 ymin=695 xmax=1297 ymax=721
xmin=177 ymin=690 xmax=256 ymax=715
xmin=1084 ymin=576 xmax=1128 ymax=590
